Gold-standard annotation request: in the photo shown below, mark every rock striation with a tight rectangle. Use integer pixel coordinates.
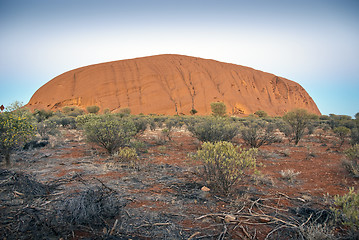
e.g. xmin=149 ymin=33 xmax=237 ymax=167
xmin=27 ymin=54 xmax=320 ymax=116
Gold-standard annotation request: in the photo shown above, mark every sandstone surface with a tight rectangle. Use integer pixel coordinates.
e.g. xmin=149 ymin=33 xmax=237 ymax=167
xmin=27 ymin=54 xmax=320 ymax=116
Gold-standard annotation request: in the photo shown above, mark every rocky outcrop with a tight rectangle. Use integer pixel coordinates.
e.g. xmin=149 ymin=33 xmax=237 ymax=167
xmin=26 ymin=54 xmax=320 ymax=116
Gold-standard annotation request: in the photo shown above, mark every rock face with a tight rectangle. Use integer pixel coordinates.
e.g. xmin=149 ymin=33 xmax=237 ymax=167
xmin=27 ymin=54 xmax=320 ymax=116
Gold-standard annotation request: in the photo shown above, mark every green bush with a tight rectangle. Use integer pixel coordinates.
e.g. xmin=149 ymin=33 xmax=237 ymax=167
xmin=131 ymin=116 xmax=149 ymax=135
xmin=36 ymin=120 xmax=60 ymax=138
xmin=193 ymin=141 xmax=257 ymax=195
xmin=334 ymin=126 xmax=350 ymax=147
xmin=351 ymin=128 xmax=359 ymax=145
xmin=75 ymin=113 xmax=97 ymax=127
xmin=62 ymin=106 xmax=84 ymax=117
xmin=119 ymin=108 xmax=131 ymax=116
xmin=109 ymin=147 xmax=140 ymax=170
xmin=332 ymin=187 xmax=359 ymax=233
xmin=210 ymin=102 xmax=227 ymax=117
xmin=283 ymin=109 xmax=318 ymax=145
xmin=254 ymin=110 xmax=268 ymax=118
xmin=33 ymin=109 xmax=53 ymax=122
xmin=240 ymin=119 xmax=281 ymax=148
xmin=0 ymin=112 xmax=36 ymax=165
xmin=81 ymin=114 xmax=136 ymax=154
xmin=190 ymin=108 xmax=198 ymax=115
xmin=86 ymin=105 xmax=100 ymax=114
xmin=51 ymin=115 xmax=76 ymax=129
xmin=187 ymin=117 xmax=238 ymax=142
xmin=343 ymin=144 xmax=359 ymax=177
xmin=113 ymin=147 xmax=138 ymax=163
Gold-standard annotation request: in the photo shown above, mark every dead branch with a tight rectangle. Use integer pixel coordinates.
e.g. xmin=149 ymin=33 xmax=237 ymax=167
xmin=135 ymin=222 xmax=172 ymax=229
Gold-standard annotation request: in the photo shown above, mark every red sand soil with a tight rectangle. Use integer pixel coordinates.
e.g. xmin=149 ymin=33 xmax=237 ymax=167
xmin=7 ymin=128 xmax=358 ymax=239
xmin=26 ymin=54 xmax=320 ymax=116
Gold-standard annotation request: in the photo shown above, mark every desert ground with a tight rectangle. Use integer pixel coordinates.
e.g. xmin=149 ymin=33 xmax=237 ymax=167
xmin=1 ymin=121 xmax=358 ymax=239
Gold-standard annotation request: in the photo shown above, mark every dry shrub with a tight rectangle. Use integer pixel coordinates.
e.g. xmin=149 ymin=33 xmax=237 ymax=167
xmin=58 ymin=187 xmax=126 ymax=226
xmin=280 ymin=169 xmax=301 ymax=183
xmin=299 ymin=223 xmax=335 ymax=240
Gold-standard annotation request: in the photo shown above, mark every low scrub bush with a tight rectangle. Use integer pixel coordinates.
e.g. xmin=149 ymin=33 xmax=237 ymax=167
xmin=254 ymin=110 xmax=268 ymax=118
xmin=62 ymin=106 xmax=84 ymax=117
xmin=36 ymin=120 xmax=59 ymax=138
xmin=343 ymin=144 xmax=359 ymax=177
xmin=187 ymin=117 xmax=239 ymax=142
xmin=59 ymin=187 xmax=124 ymax=226
xmin=240 ymin=119 xmax=281 ymax=148
xmin=80 ymin=114 xmax=136 ymax=154
xmin=130 ymin=140 xmax=148 ymax=153
xmin=210 ymin=102 xmax=227 ymax=117
xmin=86 ymin=105 xmax=100 ymax=114
xmin=113 ymin=147 xmax=138 ymax=162
xmin=112 ymin=147 xmax=140 ymax=169
xmin=0 ymin=111 xmax=36 ymax=165
xmin=33 ymin=109 xmax=53 ymax=122
xmin=332 ymin=187 xmax=359 ymax=233
xmin=118 ymin=108 xmax=131 ymax=116
xmin=193 ymin=141 xmax=257 ymax=195
xmin=350 ymin=127 xmax=359 ymax=145
xmin=334 ymin=126 xmax=350 ymax=147
xmin=131 ymin=116 xmax=149 ymax=135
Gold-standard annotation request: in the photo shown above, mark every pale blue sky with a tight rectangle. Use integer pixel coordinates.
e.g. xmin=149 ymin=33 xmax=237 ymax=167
xmin=1 ymin=0 xmax=358 ymax=116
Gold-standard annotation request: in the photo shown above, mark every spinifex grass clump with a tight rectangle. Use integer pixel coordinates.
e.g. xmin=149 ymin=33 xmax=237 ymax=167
xmin=59 ymin=187 xmax=125 ymax=226
xmin=194 ymin=141 xmax=257 ymax=195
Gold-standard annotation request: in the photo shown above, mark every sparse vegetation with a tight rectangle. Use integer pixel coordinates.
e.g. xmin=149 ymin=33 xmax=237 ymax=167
xmin=240 ymin=119 xmax=281 ymax=148
xmin=187 ymin=117 xmax=238 ymax=142
xmin=193 ymin=141 xmax=257 ymax=195
xmin=1 ymin=100 xmax=358 ymax=239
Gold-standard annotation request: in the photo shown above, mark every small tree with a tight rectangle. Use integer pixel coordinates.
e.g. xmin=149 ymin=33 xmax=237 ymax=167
xmin=194 ymin=141 xmax=257 ymax=195
xmin=190 ymin=108 xmax=198 ymax=115
xmin=86 ymin=105 xmax=100 ymax=114
xmin=283 ymin=109 xmax=318 ymax=145
xmin=81 ymin=114 xmax=136 ymax=154
xmin=0 ymin=112 xmax=36 ymax=166
xmin=210 ymin=102 xmax=227 ymax=117
xmin=334 ymin=126 xmax=350 ymax=147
